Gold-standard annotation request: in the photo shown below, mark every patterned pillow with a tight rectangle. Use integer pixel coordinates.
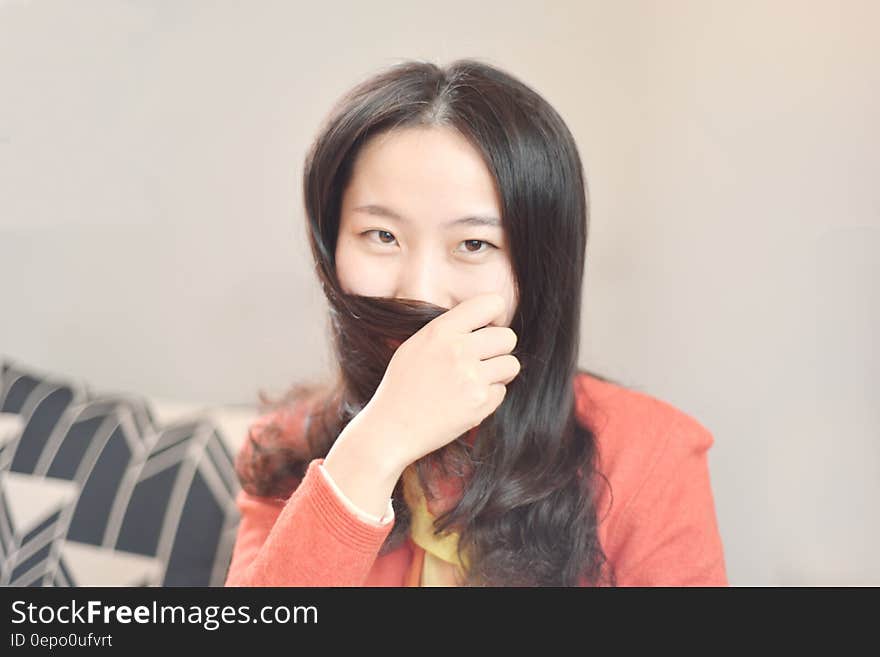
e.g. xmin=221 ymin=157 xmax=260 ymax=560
xmin=0 ymin=358 xmax=241 ymax=586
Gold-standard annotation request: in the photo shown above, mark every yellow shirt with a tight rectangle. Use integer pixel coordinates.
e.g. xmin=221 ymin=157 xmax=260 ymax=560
xmin=401 ymin=464 xmax=468 ymax=586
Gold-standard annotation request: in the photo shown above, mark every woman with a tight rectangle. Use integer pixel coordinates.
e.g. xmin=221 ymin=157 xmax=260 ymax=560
xmin=225 ymin=58 xmax=727 ymax=587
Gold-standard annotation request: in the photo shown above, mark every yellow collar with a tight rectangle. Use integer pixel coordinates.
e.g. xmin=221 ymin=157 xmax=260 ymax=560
xmin=401 ymin=465 xmax=469 ymax=570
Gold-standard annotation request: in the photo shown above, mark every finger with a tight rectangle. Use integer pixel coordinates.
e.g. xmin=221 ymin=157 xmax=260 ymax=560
xmin=435 ymin=292 xmax=507 ymax=335
xmin=487 ymin=382 xmax=507 ymax=410
xmin=478 ymin=354 xmax=521 ymax=386
xmin=466 ymin=326 xmax=517 ymax=360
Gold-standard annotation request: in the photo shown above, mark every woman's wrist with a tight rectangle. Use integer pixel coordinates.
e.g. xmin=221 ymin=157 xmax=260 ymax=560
xmin=323 ymin=411 xmax=409 ymax=518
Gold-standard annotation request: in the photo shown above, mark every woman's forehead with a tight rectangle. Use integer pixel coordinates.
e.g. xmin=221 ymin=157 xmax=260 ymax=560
xmin=345 ymin=127 xmax=502 ymax=219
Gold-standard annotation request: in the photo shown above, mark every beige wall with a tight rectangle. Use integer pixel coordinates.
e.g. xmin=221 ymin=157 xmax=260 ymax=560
xmin=1 ymin=1 xmax=877 ymax=585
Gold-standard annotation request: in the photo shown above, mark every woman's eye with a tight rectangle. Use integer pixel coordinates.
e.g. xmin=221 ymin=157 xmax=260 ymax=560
xmin=376 ymin=230 xmax=396 ymax=244
xmin=460 ymin=239 xmax=497 ymax=254
xmin=362 ymin=230 xmax=396 ymax=244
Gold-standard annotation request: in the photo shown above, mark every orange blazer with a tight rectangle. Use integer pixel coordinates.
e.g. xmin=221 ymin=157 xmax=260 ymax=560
xmin=225 ymin=372 xmax=728 ymax=586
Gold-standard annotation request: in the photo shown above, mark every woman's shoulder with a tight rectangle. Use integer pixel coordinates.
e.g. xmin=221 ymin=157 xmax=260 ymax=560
xmin=574 ymin=371 xmax=727 ymax=584
xmin=233 ymin=394 xmax=322 ymax=495
xmin=241 ymin=400 xmax=313 ymax=454
xmin=573 ymin=370 xmax=716 ymax=477
xmin=237 ymin=383 xmax=334 ymax=456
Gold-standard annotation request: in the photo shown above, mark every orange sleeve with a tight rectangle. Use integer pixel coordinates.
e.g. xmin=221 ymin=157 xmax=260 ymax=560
xmin=224 ymin=458 xmax=395 ymax=586
xmin=604 ymin=417 xmax=728 ymax=586
xmin=224 ymin=408 xmax=395 ymax=587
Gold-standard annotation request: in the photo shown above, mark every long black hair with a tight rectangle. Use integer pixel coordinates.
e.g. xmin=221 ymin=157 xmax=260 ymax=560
xmin=237 ymin=58 xmax=618 ymax=586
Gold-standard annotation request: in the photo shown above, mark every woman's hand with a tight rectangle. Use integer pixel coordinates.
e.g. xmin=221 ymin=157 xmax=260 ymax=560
xmin=361 ymin=292 xmax=521 ymax=470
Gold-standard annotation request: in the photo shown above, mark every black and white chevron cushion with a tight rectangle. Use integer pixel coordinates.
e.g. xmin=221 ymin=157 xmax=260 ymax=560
xmin=0 ymin=358 xmax=241 ymax=587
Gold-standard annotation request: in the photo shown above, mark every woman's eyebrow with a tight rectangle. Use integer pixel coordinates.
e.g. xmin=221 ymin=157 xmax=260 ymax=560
xmin=353 ymin=204 xmax=501 ymax=228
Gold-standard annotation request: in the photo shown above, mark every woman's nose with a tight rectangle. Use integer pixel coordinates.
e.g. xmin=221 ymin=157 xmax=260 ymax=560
xmin=395 ymin=256 xmax=451 ymax=310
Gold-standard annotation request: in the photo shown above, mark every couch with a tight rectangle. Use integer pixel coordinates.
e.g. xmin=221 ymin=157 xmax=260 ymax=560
xmin=0 ymin=356 xmax=258 ymax=586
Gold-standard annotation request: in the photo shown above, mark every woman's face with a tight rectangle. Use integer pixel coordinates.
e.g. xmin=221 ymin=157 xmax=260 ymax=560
xmin=336 ymin=126 xmax=518 ymax=327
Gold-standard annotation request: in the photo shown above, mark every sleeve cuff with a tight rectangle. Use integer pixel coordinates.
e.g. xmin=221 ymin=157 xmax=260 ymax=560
xmin=317 ymin=462 xmax=395 ymax=526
